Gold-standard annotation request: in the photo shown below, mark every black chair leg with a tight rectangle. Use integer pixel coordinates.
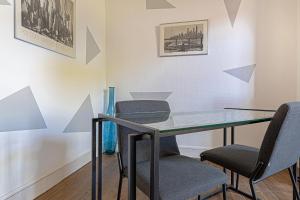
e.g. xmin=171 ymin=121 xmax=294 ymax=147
xmin=222 ymin=184 xmax=227 ymax=200
xmin=288 ymin=167 xmax=300 ymax=200
xmin=117 ymin=175 xmax=123 ymax=200
xmin=249 ymin=181 xmax=257 ymax=200
xmin=236 ymin=174 xmax=240 ymax=190
xmin=299 ymin=159 xmax=300 ymax=195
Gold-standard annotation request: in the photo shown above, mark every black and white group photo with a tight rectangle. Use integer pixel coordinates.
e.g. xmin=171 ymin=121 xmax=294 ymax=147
xmin=21 ymin=0 xmax=74 ymax=48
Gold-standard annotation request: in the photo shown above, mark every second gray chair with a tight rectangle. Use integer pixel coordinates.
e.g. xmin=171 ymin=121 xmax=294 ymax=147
xmin=201 ymin=102 xmax=300 ymax=200
xmin=116 ymin=100 xmax=227 ymax=200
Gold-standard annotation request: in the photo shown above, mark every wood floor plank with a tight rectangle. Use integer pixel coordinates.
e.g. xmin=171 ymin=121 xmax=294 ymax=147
xmin=35 ymin=155 xmax=295 ymax=200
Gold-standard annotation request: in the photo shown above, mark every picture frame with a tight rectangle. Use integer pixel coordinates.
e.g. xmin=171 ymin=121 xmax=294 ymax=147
xmin=159 ymin=20 xmax=208 ymax=57
xmin=14 ymin=0 xmax=76 ymax=58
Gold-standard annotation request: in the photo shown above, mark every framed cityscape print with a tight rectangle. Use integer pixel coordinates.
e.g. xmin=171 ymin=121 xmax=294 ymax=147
xmin=160 ymin=20 xmax=208 ymax=57
xmin=15 ymin=0 xmax=76 ymax=57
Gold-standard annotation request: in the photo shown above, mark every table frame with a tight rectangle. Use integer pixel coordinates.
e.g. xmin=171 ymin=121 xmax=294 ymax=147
xmin=91 ymin=108 xmax=298 ymax=200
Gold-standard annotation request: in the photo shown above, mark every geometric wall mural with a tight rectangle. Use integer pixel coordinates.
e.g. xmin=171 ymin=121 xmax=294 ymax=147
xmin=130 ymin=92 xmax=173 ymax=100
xmin=86 ymin=28 xmax=101 ymax=64
xmin=0 ymin=87 xmax=47 ymax=132
xmin=0 ymin=0 xmax=10 ymax=5
xmin=63 ymin=95 xmax=94 ymax=133
xmin=224 ymin=0 xmax=242 ymax=27
xmin=224 ymin=64 xmax=256 ymax=83
xmin=146 ymin=0 xmax=175 ymax=9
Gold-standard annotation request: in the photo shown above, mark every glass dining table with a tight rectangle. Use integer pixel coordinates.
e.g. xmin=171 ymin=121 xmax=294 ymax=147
xmin=91 ymin=108 xmax=276 ymax=200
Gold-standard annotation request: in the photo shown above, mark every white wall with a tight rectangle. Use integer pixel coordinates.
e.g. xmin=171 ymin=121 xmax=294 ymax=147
xmin=0 ymin=0 xmax=106 ymax=199
xmin=249 ymin=0 xmax=298 ymax=150
xmin=255 ymin=0 xmax=298 ymax=108
xmin=106 ymin=0 xmax=257 ymax=152
xmin=236 ymin=0 xmax=299 ymax=148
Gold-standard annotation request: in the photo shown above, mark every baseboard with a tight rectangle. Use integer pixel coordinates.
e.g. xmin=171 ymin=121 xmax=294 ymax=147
xmin=1 ymin=151 xmax=91 ymax=200
xmin=179 ymin=145 xmax=209 ymax=158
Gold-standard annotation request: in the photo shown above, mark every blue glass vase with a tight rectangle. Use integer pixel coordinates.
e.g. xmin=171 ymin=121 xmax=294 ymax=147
xmin=103 ymin=87 xmax=117 ymax=155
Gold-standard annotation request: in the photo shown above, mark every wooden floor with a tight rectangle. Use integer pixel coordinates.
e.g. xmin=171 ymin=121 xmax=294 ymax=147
xmin=36 ymin=155 xmax=294 ymax=200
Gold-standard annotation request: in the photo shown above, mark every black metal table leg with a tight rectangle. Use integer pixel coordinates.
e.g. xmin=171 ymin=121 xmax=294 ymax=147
xmin=231 ymin=126 xmax=235 ymax=145
xmin=92 ymin=119 xmax=97 ymax=200
xmin=231 ymin=127 xmax=235 ymax=187
xmin=97 ymin=120 xmax=103 ymax=200
xmin=128 ymin=134 xmax=138 ymax=200
xmin=223 ymin=128 xmax=227 ymax=146
xmin=223 ymin=128 xmax=227 ymax=173
xmin=150 ymin=132 xmax=160 ymax=200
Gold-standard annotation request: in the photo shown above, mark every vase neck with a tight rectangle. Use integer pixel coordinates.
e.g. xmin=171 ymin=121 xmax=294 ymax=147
xmin=107 ymin=87 xmax=115 ymax=114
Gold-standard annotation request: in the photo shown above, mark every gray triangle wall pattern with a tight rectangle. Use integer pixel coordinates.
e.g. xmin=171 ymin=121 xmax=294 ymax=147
xmin=64 ymin=95 xmax=94 ymax=133
xmin=146 ymin=0 xmax=175 ymax=9
xmin=130 ymin=92 xmax=172 ymax=100
xmin=224 ymin=0 xmax=242 ymax=27
xmin=224 ymin=64 xmax=256 ymax=83
xmin=0 ymin=87 xmax=47 ymax=132
xmin=86 ymin=28 xmax=101 ymax=64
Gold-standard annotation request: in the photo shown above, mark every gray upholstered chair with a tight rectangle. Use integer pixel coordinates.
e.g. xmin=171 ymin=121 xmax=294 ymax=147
xmin=116 ymin=100 xmax=227 ymax=200
xmin=201 ymin=102 xmax=300 ymax=200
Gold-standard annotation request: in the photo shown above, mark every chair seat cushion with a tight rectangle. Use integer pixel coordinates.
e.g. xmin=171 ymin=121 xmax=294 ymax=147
xmin=126 ymin=155 xmax=226 ymax=200
xmin=201 ymin=144 xmax=259 ymax=178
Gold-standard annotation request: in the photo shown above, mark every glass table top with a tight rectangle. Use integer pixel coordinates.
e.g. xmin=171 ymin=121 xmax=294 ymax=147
xmin=115 ymin=109 xmax=275 ymax=133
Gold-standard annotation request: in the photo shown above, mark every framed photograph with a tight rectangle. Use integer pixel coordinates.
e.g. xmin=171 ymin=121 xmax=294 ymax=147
xmin=160 ymin=20 xmax=208 ymax=57
xmin=15 ymin=0 xmax=76 ymax=57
